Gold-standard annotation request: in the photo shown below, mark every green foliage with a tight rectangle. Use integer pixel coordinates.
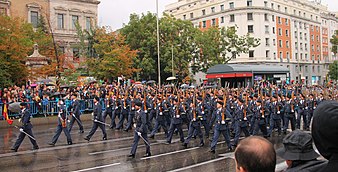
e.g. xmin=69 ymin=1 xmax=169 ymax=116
xmin=328 ymin=60 xmax=338 ymax=81
xmin=331 ymin=30 xmax=338 ymax=55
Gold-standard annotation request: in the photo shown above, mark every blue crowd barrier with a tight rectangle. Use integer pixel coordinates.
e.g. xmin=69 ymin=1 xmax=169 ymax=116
xmin=0 ymin=98 xmax=107 ymax=119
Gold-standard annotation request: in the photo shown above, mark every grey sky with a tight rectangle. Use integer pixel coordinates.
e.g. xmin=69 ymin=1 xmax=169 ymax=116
xmin=98 ymin=0 xmax=338 ymax=30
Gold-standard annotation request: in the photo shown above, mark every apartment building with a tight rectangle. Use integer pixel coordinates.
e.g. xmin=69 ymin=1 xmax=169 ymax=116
xmin=165 ymin=0 xmax=338 ymax=85
xmin=1 ymin=0 xmax=100 ymax=66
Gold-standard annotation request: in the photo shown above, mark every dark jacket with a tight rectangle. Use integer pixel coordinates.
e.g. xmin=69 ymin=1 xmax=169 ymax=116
xmin=20 ymin=108 xmax=33 ymax=130
xmin=285 ymin=159 xmax=327 ymax=172
xmin=72 ymin=99 xmax=81 ymax=116
xmin=93 ymin=102 xmax=103 ymax=122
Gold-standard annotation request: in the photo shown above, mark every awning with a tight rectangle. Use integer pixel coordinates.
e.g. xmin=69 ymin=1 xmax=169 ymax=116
xmin=206 ymin=72 xmax=253 ymax=79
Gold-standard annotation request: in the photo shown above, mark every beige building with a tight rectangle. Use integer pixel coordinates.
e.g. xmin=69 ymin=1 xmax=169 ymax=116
xmin=2 ymin=0 xmax=100 ymax=66
xmin=165 ymin=0 xmax=338 ymax=85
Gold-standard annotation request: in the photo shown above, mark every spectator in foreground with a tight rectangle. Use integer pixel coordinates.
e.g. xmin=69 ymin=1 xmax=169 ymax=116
xmin=277 ymin=129 xmax=327 ymax=172
xmin=234 ymin=136 xmax=276 ymax=172
xmin=312 ymin=101 xmax=338 ymax=172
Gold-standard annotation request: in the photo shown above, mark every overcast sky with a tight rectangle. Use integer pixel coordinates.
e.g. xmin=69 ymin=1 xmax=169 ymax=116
xmin=98 ymin=0 xmax=338 ymax=30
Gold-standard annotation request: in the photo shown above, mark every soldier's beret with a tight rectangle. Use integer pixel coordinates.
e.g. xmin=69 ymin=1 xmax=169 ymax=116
xmin=217 ymin=101 xmax=224 ymax=106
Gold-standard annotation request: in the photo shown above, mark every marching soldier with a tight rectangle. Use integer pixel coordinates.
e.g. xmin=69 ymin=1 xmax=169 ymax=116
xmin=11 ymin=102 xmax=39 ymax=152
xmin=296 ymin=94 xmax=307 ymax=130
xmin=252 ymin=100 xmax=268 ymax=138
xmin=233 ymin=98 xmax=250 ymax=147
xmin=268 ymin=95 xmax=282 ymax=136
xmin=49 ymin=99 xmax=72 ymax=146
xmin=166 ymin=98 xmax=185 ymax=144
xmin=128 ymin=101 xmax=151 ymax=158
xmin=68 ymin=93 xmax=84 ymax=133
xmin=283 ymin=95 xmax=296 ymax=133
xmin=210 ymin=100 xmax=232 ymax=153
xmin=149 ymin=96 xmax=168 ymax=139
xmin=84 ymin=96 xmax=107 ymax=141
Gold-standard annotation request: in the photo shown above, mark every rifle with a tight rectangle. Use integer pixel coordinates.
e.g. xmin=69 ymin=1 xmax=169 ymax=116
xmin=291 ymin=91 xmax=295 ymax=111
xmin=192 ymin=88 xmax=197 ymax=121
xmin=222 ymin=91 xmax=227 ymax=122
xmin=244 ymin=93 xmax=247 ymax=119
xmin=143 ymin=88 xmax=147 ymax=111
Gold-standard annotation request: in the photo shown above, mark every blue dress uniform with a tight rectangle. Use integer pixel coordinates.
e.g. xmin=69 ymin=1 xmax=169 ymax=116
xmin=129 ymin=102 xmax=151 ymax=158
xmin=183 ymin=103 xmax=204 ymax=148
xmin=11 ymin=103 xmax=39 ymax=152
xmin=166 ymin=99 xmax=185 ymax=144
xmin=85 ymin=97 xmax=107 ymax=141
xmin=196 ymin=98 xmax=210 ymax=138
xmin=283 ymin=96 xmax=296 ymax=132
xmin=69 ymin=97 xmax=84 ymax=133
xmin=248 ymin=98 xmax=256 ymax=135
xmin=210 ymin=105 xmax=232 ymax=153
xmin=296 ymin=96 xmax=307 ymax=130
xmin=233 ymin=102 xmax=250 ymax=146
xmin=252 ymin=101 xmax=268 ymax=137
xmin=50 ymin=101 xmax=72 ymax=145
xmin=306 ymin=96 xmax=316 ymax=130
xmin=116 ymin=97 xmax=130 ymax=130
xmin=268 ymin=99 xmax=282 ymax=136
xmin=124 ymin=97 xmax=139 ymax=131
xmin=149 ymin=99 xmax=168 ymax=138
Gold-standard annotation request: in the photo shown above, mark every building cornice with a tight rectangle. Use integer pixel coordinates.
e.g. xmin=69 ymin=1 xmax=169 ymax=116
xmin=66 ymin=0 xmax=100 ymax=5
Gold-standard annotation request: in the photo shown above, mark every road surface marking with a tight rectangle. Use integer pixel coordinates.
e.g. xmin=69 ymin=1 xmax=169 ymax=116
xmin=89 ymin=142 xmax=162 ymax=155
xmin=71 ymin=162 xmax=121 ymax=172
xmin=141 ymin=147 xmax=199 ymax=160
xmin=168 ymin=157 xmax=227 ymax=172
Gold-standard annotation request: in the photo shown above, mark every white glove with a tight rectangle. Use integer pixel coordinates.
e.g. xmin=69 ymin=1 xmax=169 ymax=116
xmin=94 ymin=119 xmax=98 ymax=122
xmin=145 ymin=110 xmax=148 ymax=113
xmin=107 ymin=105 xmax=110 ymax=108
xmin=193 ymin=118 xmax=196 ymax=121
xmin=305 ymin=107 xmax=308 ymax=110
xmin=91 ymin=112 xmax=94 ymax=116
xmin=133 ymin=124 xmax=137 ymax=128
xmin=202 ymin=111 xmax=205 ymax=115
xmin=176 ymin=115 xmax=180 ymax=118
xmin=159 ymin=112 xmax=163 ymax=115
xmin=132 ymin=107 xmax=135 ymax=110
xmin=137 ymin=132 xmax=141 ymax=136
xmin=115 ymin=107 xmax=118 ymax=110
xmin=124 ymin=107 xmax=126 ymax=109
xmin=291 ymin=110 xmax=294 ymax=113
xmin=67 ymin=120 xmax=70 ymax=123
xmin=19 ymin=128 xmax=23 ymax=132
xmin=277 ymin=111 xmax=280 ymax=114
xmin=221 ymin=121 xmax=226 ymax=124
xmin=18 ymin=118 xmax=21 ymax=123
xmin=244 ymin=117 xmax=247 ymax=121
xmin=314 ymin=107 xmax=316 ymax=110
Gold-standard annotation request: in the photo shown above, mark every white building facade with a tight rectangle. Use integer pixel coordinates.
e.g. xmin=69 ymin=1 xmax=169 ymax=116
xmin=165 ymin=0 xmax=338 ymax=85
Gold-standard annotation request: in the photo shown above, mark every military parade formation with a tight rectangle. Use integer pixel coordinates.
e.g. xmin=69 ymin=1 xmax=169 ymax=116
xmin=9 ymin=81 xmax=337 ymax=159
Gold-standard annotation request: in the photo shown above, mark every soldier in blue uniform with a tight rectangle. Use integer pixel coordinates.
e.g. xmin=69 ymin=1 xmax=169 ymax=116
xmin=166 ymin=98 xmax=185 ymax=144
xmin=283 ymin=95 xmax=296 ymax=133
xmin=11 ymin=102 xmax=39 ymax=152
xmin=84 ymin=96 xmax=107 ymax=141
xmin=116 ymin=94 xmax=130 ymax=130
xmin=252 ymin=100 xmax=268 ymax=138
xmin=268 ymin=95 xmax=282 ymax=136
xmin=49 ymin=99 xmax=72 ymax=146
xmin=149 ymin=97 xmax=168 ymax=139
xmin=196 ymin=97 xmax=210 ymax=138
xmin=306 ymin=94 xmax=316 ymax=130
xmin=233 ymin=98 xmax=250 ymax=147
xmin=209 ymin=101 xmax=232 ymax=153
xmin=128 ymin=101 xmax=151 ymax=158
xmin=183 ymin=99 xmax=204 ymax=149
xmin=68 ymin=93 xmax=84 ymax=133
xmin=296 ymin=94 xmax=307 ymax=130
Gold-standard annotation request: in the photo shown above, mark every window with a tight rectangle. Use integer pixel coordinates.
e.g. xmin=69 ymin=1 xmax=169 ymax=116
xmin=249 ymin=50 xmax=254 ymax=58
xmin=311 ymin=45 xmax=314 ymax=51
xmin=279 ymin=40 xmax=282 ymax=47
xmin=278 ymin=28 xmax=282 ymax=36
xmin=286 ymin=40 xmax=289 ymax=48
xmin=316 ymin=16 xmax=318 ymax=21
xmin=274 ymin=52 xmax=276 ymax=59
xmin=294 ymin=10 xmax=296 ymax=15
xmin=264 ymin=1 xmax=268 ymax=7
xmin=300 ymin=53 xmax=303 ymax=59
xmin=286 ymin=52 xmax=290 ymax=59
xmin=230 ymin=14 xmax=235 ymax=22
xmin=264 ymin=13 xmax=268 ymax=21
xmin=57 ymin=14 xmax=64 ymax=29
xmin=273 ymin=39 xmax=276 ymax=46
xmin=303 ymin=12 xmax=306 ymax=18
xmin=278 ymin=17 xmax=281 ymax=24
xmin=221 ymin=17 xmax=224 ymax=23
xmin=30 ymin=11 xmax=38 ymax=28
xmin=295 ymin=53 xmax=298 ymax=60
xmin=202 ymin=21 xmax=206 ymax=28
xmin=265 ymin=38 xmax=270 ymax=46
xmin=72 ymin=15 xmax=79 ymax=29
xmin=311 ymin=35 xmax=314 ymax=41
xmin=266 ymin=50 xmax=270 ymax=58
xmin=272 ymin=27 xmax=275 ymax=34
xmin=300 ymin=43 xmax=303 ymax=50
xmin=311 ymin=15 xmax=313 ymax=20
xmin=73 ymin=48 xmax=80 ymax=61
xmin=183 ymin=15 xmax=186 ymax=20
xmin=202 ymin=9 xmax=206 ymax=15
xmin=295 ymin=31 xmax=297 ymax=38
xmin=272 ymin=15 xmax=275 ymax=22
xmin=305 ymin=43 xmax=308 ymax=50
xmin=285 ymin=7 xmax=288 ymax=13
xmin=212 ymin=19 xmax=216 ymax=26
xmin=285 ymin=18 xmax=288 ymax=25
xmin=305 ymin=54 xmax=308 ymax=60
xmin=279 ymin=52 xmax=283 ymax=59
xmin=248 ymin=25 xmax=254 ymax=33
xmin=316 ymin=45 xmax=319 ymax=52
xmin=247 ymin=13 xmax=253 ymax=20
xmin=220 ymin=5 xmax=224 ymax=11
xmin=304 ymin=33 xmax=307 ymax=40
xmin=285 ymin=30 xmax=289 ymax=37
xmin=271 ymin=3 xmax=274 ymax=9
xmin=211 ymin=7 xmax=215 ymax=13
xmin=247 ymin=0 xmax=252 ymax=7
xmin=86 ymin=17 xmax=91 ymax=30
xmin=277 ymin=5 xmax=280 ymax=11
xmin=190 ymin=13 xmax=194 ymax=18
xmin=305 ymin=66 xmax=308 ymax=72
xmin=265 ymin=25 xmax=269 ymax=33
xmin=295 ymin=42 xmax=298 ymax=49
xmin=229 ymin=2 xmax=234 ymax=9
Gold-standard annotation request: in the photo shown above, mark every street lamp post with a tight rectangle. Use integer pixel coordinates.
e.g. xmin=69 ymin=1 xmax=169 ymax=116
xmin=156 ymin=0 xmax=161 ymax=87
xmin=172 ymin=44 xmax=174 ymax=77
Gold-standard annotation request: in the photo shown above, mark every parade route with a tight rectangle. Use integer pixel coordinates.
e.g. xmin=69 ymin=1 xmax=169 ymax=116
xmin=0 ymin=120 xmax=287 ymax=172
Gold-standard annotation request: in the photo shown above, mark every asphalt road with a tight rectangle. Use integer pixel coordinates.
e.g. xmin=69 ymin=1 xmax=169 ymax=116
xmin=0 ymin=120 xmax=288 ymax=172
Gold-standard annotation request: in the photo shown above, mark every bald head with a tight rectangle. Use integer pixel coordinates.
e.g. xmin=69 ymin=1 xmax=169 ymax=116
xmin=235 ymin=136 xmax=276 ymax=172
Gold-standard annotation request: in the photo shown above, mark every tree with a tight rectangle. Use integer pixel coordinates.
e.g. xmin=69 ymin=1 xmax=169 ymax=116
xmin=86 ymin=27 xmax=138 ymax=80
xmin=330 ymin=30 xmax=338 ymax=55
xmin=328 ymin=60 xmax=338 ymax=81
xmin=0 ymin=16 xmax=35 ymax=87
xmin=193 ymin=26 xmax=260 ymax=73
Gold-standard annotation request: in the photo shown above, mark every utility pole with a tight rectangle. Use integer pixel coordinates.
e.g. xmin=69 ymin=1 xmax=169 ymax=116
xmin=156 ymin=0 xmax=161 ymax=87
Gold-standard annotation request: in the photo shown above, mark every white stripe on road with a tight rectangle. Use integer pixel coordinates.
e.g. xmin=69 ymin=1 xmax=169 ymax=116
xmin=167 ymin=157 xmax=227 ymax=172
xmin=89 ymin=142 xmax=162 ymax=155
xmin=71 ymin=162 xmax=121 ymax=172
xmin=141 ymin=147 xmax=200 ymax=160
